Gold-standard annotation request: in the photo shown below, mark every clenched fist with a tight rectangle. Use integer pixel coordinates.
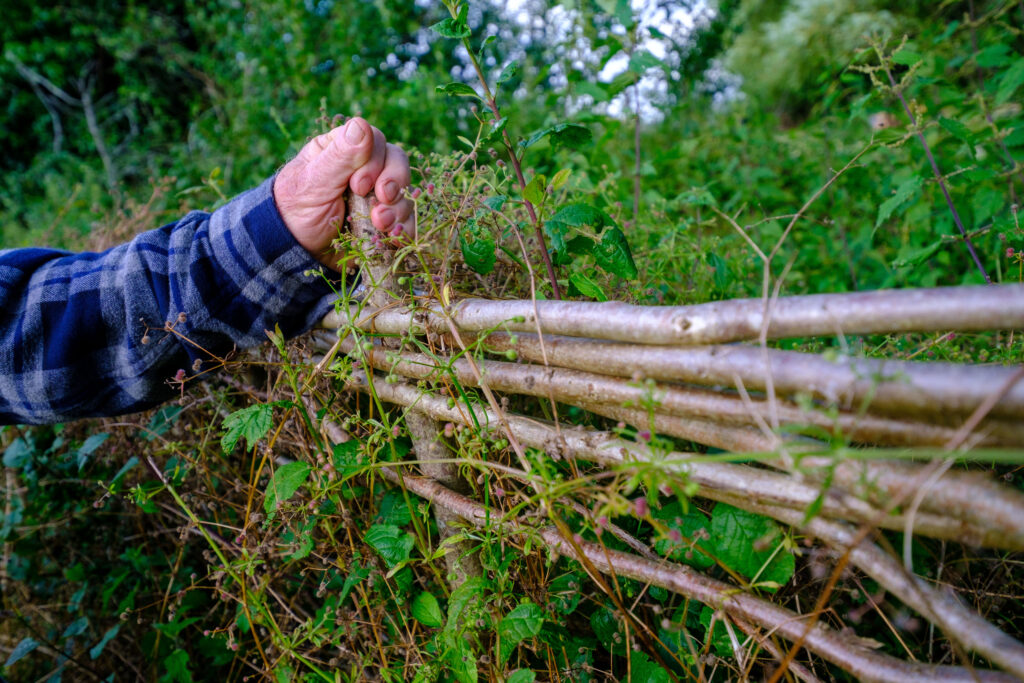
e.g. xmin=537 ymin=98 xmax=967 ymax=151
xmin=273 ymin=117 xmax=415 ymax=270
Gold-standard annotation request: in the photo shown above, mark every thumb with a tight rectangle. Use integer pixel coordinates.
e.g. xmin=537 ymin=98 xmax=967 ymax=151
xmin=303 ymin=117 xmax=374 ymax=197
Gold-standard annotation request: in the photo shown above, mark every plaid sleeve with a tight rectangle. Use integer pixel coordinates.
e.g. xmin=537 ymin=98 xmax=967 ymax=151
xmin=0 ymin=176 xmax=339 ymax=424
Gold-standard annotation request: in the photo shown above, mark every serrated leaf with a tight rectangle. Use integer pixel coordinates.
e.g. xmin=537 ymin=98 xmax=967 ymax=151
xmin=4 ymin=637 xmax=39 ymax=667
xmin=544 ymin=220 xmax=569 ymax=254
xmin=497 ymin=60 xmax=519 ymax=85
xmin=892 ymin=49 xmax=922 ymax=66
xmin=628 ymin=652 xmax=672 ymax=683
xmin=937 ymin=116 xmax=970 ymax=146
xmin=875 ymin=175 xmax=923 ymax=229
xmin=976 ymin=44 xmax=1011 ymax=68
xmin=521 ymin=122 xmax=592 ymax=151
xmin=547 ymin=573 xmax=583 ymax=615
xmin=364 ymin=524 xmax=414 ymax=569
xmin=459 ymin=221 xmax=497 ymax=275
xmin=873 ymin=127 xmax=906 ymax=144
xmin=523 ymin=174 xmax=547 ymax=206
xmin=446 ymin=575 xmax=487 ymax=631
xmin=653 ymin=502 xmax=715 ymax=569
xmin=483 ymin=195 xmax=506 ymax=212
xmin=437 ymin=82 xmax=480 ymax=98
xmin=498 ymin=602 xmax=544 ymax=666
xmin=996 ymin=58 xmax=1024 ymax=105
xmin=221 ymin=403 xmax=274 ymax=454
xmin=568 ymin=272 xmax=608 ymax=301
xmin=507 ymin=671 xmax=536 ymax=683
xmin=891 ymin=240 xmax=944 ymax=269
xmin=593 ymin=227 xmax=638 ymax=279
xmin=709 ymin=503 xmax=795 ymax=589
xmin=431 ymin=16 xmax=471 ymax=39
xmin=412 ymin=591 xmax=444 ymax=627
xmin=551 ymin=203 xmax=616 ymax=232
xmin=264 ymin=461 xmax=311 ymax=514
xmin=446 ymin=639 xmax=477 ymax=683
xmin=339 ymin=562 xmax=370 ymax=603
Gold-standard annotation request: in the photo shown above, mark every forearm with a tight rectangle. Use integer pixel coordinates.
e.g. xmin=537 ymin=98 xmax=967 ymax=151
xmin=0 ymin=177 xmax=339 ymax=424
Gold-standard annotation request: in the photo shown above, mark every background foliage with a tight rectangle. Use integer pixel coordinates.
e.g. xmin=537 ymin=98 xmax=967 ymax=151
xmin=2 ymin=0 xmax=1024 ymax=680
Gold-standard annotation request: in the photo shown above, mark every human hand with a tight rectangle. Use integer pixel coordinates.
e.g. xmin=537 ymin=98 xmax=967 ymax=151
xmin=273 ymin=117 xmax=415 ymax=270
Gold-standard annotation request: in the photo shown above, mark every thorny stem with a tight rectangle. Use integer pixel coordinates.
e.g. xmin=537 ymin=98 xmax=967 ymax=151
xmin=451 ymin=5 xmax=562 ymax=299
xmin=882 ymin=65 xmax=992 ymax=284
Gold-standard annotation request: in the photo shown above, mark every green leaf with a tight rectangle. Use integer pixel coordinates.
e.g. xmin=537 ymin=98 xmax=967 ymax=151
xmin=497 ymin=601 xmax=544 ymax=667
xmin=2 ymin=438 xmax=32 ymax=469
xmin=996 ymin=58 xmax=1024 ymax=104
xmin=939 ymin=117 xmax=974 ymax=157
xmin=497 ymin=60 xmax=519 ymax=85
xmin=483 ymin=195 xmax=507 ymax=212
xmin=161 ymin=648 xmax=194 ymax=683
xmin=446 ymin=575 xmax=487 ymax=631
xmin=222 ymin=403 xmax=274 ymax=454
xmin=629 ymin=50 xmax=663 ymax=74
xmin=593 ymin=227 xmax=639 ymax=279
xmin=364 ymin=524 xmax=414 ymax=569
xmin=547 ymin=573 xmax=583 ymax=615
xmin=507 ymin=671 xmax=537 ymax=683
xmin=412 ymin=591 xmax=444 ymax=628
xmin=523 ymin=173 xmax=547 ymax=206
xmin=485 ymin=116 xmax=508 ymax=142
xmin=445 ymin=639 xmax=477 ymax=683
xmin=653 ymin=502 xmax=714 ymax=569
xmin=62 ymin=616 xmax=90 ymax=640
xmin=699 ymin=605 xmax=734 ymax=658
xmin=477 ymin=34 xmax=496 ymax=60
xmin=521 ymin=123 xmax=592 ymax=151
xmin=77 ymin=432 xmax=109 ymax=471
xmin=976 ymin=44 xmax=1011 ymax=68
xmin=568 ymin=272 xmax=608 ymax=301
xmin=892 ymin=240 xmax=944 ymax=269
xmin=875 ymin=175 xmax=923 ymax=229
xmin=263 ymin=461 xmax=311 ymax=514
xmin=339 ymin=562 xmax=370 ymax=604
xmin=892 ymin=48 xmax=922 ymax=66
xmin=628 ymin=652 xmax=672 ymax=682
xmin=431 ymin=15 xmax=471 ymax=39
xmin=436 ymin=82 xmax=480 ymax=98
xmin=377 ymin=490 xmax=412 ymax=526
xmin=550 ymin=168 xmax=572 ymax=191
xmin=708 ymin=503 xmax=795 ymax=589
xmin=544 ymin=220 xmax=570 ymax=254
xmin=4 ymin=637 xmax=39 ymax=667
xmin=459 ymin=220 xmax=497 ymax=275
xmin=550 ymin=203 xmax=615 ymax=232
xmin=573 ymin=80 xmax=609 ymax=102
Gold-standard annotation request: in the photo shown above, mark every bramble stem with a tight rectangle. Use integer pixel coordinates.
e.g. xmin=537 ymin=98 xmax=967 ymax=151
xmin=883 ymin=66 xmax=992 ymax=284
xmin=450 ymin=5 xmax=562 ymax=299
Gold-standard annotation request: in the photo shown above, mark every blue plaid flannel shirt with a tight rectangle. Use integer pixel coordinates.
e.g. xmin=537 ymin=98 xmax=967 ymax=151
xmin=0 ymin=177 xmax=339 ymax=424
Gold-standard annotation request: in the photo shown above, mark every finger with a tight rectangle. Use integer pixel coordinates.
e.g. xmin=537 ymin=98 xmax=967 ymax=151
xmin=372 ymin=197 xmax=414 ymax=236
xmin=348 ymin=127 xmax=388 ymax=197
xmin=375 ymin=143 xmax=412 ymax=205
xmin=302 ymin=117 xmax=375 ymax=198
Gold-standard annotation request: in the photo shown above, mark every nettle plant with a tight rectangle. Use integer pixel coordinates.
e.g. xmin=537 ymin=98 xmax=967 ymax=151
xmin=432 ymin=0 xmax=638 ymax=302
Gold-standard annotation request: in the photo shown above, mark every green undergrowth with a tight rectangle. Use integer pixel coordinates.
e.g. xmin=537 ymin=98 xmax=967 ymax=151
xmin=4 ymin=1 xmax=1024 ymax=681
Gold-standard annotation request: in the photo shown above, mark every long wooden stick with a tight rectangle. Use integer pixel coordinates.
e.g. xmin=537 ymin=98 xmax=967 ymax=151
xmin=323 ymin=284 xmax=1024 ymax=345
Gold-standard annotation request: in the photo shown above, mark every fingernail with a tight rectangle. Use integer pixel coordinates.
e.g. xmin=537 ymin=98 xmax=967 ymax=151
xmin=377 ymin=208 xmax=395 ymax=226
xmin=345 ymin=120 xmax=365 ymax=144
xmin=383 ymin=180 xmax=398 ymax=203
